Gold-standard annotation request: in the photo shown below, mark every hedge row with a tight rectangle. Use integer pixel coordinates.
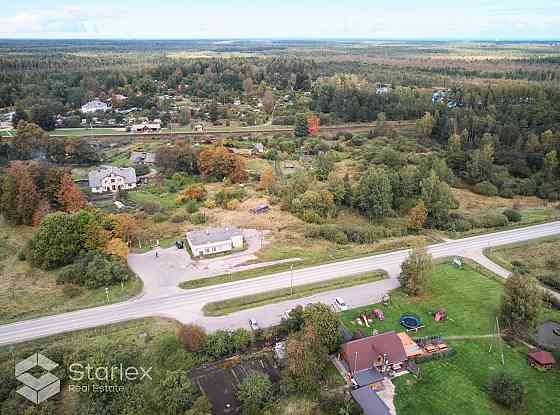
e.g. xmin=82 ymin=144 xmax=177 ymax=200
xmin=304 ymin=224 xmax=406 ymax=244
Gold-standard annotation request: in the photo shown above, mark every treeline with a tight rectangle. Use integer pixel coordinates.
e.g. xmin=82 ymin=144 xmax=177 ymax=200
xmin=0 ymin=122 xmax=100 ymax=164
xmin=311 ymin=84 xmax=431 ymax=122
xmin=416 ymin=83 xmax=560 ymax=200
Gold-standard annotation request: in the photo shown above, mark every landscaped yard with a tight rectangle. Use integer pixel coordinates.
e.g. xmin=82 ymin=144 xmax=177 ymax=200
xmin=340 ymin=262 xmax=560 ymax=415
xmin=394 ymin=339 xmax=560 ymax=415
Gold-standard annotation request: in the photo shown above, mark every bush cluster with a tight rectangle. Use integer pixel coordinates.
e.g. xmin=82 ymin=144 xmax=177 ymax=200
xmin=486 ymin=371 xmax=525 ymax=410
xmin=57 ymin=251 xmax=133 ymax=289
xmin=537 ymin=273 xmax=560 ymax=291
xmin=304 ymin=224 xmax=406 ymax=244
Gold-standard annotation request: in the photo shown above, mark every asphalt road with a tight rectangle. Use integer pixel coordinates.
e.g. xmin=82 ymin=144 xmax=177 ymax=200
xmin=1 ymin=221 xmax=559 ymax=346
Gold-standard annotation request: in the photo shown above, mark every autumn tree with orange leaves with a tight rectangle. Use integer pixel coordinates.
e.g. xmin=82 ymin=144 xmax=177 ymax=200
xmin=57 ymin=174 xmax=87 ymax=213
xmin=197 ymin=145 xmax=248 ymax=183
xmin=104 ymin=238 xmax=129 ymax=258
xmin=0 ymin=161 xmax=41 ymax=225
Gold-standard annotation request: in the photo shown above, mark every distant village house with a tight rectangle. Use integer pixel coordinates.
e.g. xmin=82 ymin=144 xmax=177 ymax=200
xmin=81 ymin=99 xmax=111 ymax=114
xmin=88 ymin=167 xmax=137 ymax=193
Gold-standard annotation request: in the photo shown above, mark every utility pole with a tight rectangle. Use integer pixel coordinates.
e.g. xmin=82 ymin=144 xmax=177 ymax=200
xmin=290 ymin=264 xmax=294 ymax=296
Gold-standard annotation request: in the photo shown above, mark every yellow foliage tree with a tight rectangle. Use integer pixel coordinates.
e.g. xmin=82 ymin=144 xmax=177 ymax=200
xmin=259 ymin=167 xmax=277 ymax=192
xmin=104 ymin=238 xmax=129 ymax=258
xmin=407 ymin=201 xmax=428 ymax=231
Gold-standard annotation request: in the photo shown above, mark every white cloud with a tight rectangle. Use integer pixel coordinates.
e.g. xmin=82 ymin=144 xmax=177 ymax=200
xmin=0 ymin=5 xmax=112 ymax=35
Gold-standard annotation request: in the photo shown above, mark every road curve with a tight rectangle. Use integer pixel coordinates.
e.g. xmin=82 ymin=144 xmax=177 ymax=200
xmin=1 ymin=221 xmax=559 ymax=346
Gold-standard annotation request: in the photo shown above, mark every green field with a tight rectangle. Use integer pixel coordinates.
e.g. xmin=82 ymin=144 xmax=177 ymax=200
xmin=340 ymin=262 xmax=560 ymax=415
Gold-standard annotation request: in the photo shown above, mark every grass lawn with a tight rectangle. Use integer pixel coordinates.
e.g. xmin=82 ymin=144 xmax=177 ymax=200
xmin=202 ymin=271 xmax=386 ymax=316
xmin=394 ymin=339 xmax=560 ymax=415
xmin=125 ymin=189 xmax=178 ymax=210
xmin=340 ymin=262 xmax=560 ymax=338
xmin=341 ymin=263 xmax=506 ymax=338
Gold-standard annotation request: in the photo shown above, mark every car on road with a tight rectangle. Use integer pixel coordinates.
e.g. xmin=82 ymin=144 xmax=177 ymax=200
xmin=334 ymin=297 xmax=349 ymax=311
xmin=248 ymin=318 xmax=259 ymax=331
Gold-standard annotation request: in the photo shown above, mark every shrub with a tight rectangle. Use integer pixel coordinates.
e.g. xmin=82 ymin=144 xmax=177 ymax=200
xmin=226 ymin=199 xmax=241 ymax=210
xmin=182 ymin=184 xmax=207 ymax=201
xmin=190 ymin=212 xmax=208 ymax=225
xmin=153 ymin=212 xmax=169 ymax=223
xmin=503 ymin=209 xmax=522 ymax=222
xmin=237 ymin=371 xmax=272 ymax=415
xmin=475 ymin=181 xmax=498 ymax=196
xmin=133 ymin=164 xmax=150 ymax=177
xmin=537 ymin=273 xmax=560 ymax=291
xmin=184 ymin=200 xmax=199 ymax=214
xmin=230 ymin=328 xmax=252 ymax=352
xmin=177 ymin=324 xmax=207 ymax=352
xmin=204 ymin=199 xmax=216 ymax=209
xmin=57 ymin=251 xmax=133 ymax=289
xmin=170 ymin=213 xmax=188 ymax=223
xmin=487 ymin=371 xmax=525 ymax=410
xmin=511 ymin=260 xmax=529 ymax=274
xmin=62 ymin=284 xmax=83 ymax=298
xmin=475 ymin=212 xmax=509 ymax=228
xmin=141 ymin=201 xmax=161 ymax=214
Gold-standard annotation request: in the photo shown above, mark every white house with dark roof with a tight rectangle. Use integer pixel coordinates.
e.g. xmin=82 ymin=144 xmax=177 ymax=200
xmin=186 ymin=227 xmax=244 ymax=258
xmin=88 ymin=167 xmax=137 ymax=193
xmin=81 ymin=99 xmax=110 ymax=114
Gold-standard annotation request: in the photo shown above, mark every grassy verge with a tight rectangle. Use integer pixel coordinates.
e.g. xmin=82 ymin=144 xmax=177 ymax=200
xmin=180 ymin=237 xmax=438 ymax=290
xmin=484 ymin=235 xmax=560 ymax=273
xmin=202 ymin=271 xmax=387 ymax=316
xmin=0 ymin=275 xmax=143 ymax=325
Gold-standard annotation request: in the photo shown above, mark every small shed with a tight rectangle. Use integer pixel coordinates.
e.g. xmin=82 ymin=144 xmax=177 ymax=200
xmin=250 ymin=203 xmax=270 ymax=214
xmin=528 ymin=349 xmax=556 ymax=370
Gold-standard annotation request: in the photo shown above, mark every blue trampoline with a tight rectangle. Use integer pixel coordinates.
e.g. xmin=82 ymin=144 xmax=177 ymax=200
xmin=400 ymin=314 xmax=422 ymax=330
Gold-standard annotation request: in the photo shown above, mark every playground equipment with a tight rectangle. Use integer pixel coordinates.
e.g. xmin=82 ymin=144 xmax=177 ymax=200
xmin=373 ymin=308 xmax=385 ymax=321
xmin=382 ymin=294 xmax=390 ymax=306
xmin=400 ymin=314 xmax=423 ymax=331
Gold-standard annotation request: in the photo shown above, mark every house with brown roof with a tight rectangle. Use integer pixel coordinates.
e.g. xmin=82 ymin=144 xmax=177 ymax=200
xmin=528 ymin=349 xmax=556 ymax=370
xmin=340 ymin=331 xmax=408 ymax=376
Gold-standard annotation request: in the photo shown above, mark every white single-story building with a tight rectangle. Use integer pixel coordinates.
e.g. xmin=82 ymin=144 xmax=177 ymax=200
xmin=88 ymin=167 xmax=137 ymax=193
xmin=81 ymin=99 xmax=110 ymax=114
xmin=186 ymin=227 xmax=244 ymax=258
xmin=130 ymin=121 xmax=161 ymax=133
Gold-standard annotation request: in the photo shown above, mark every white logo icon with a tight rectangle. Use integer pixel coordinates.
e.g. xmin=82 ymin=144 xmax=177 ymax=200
xmin=15 ymin=353 xmax=60 ymax=404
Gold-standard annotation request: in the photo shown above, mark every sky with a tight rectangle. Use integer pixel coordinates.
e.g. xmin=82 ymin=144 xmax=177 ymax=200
xmin=1 ymin=1 xmax=559 ymax=40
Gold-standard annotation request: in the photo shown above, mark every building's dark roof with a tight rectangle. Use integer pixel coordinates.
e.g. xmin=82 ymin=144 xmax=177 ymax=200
xmin=186 ymin=227 xmax=243 ymax=246
xmin=353 ymin=368 xmax=384 ymax=387
xmin=528 ymin=349 xmax=556 ymax=365
xmin=341 ymin=331 xmax=407 ymax=372
xmin=351 ymin=387 xmax=390 ymax=415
